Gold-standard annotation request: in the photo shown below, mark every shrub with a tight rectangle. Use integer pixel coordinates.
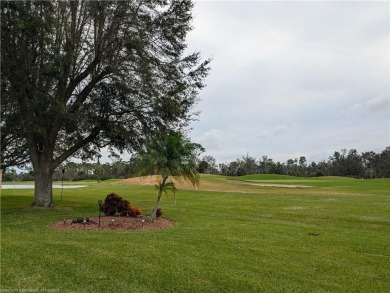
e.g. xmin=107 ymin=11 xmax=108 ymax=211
xmin=128 ymin=206 xmax=141 ymax=218
xmin=100 ymin=193 xmax=122 ymax=216
xmin=100 ymin=193 xmax=141 ymax=217
xmin=117 ymin=199 xmax=131 ymax=216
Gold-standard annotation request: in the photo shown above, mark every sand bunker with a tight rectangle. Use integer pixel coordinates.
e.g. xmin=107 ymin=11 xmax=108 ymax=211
xmin=230 ymin=180 xmax=312 ymax=189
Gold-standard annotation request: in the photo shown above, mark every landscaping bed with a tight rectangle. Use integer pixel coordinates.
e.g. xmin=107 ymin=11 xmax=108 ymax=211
xmin=50 ymin=216 xmax=174 ymax=231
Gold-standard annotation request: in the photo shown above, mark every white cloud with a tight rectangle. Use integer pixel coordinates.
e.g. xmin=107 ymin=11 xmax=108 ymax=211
xmin=273 ymin=124 xmax=290 ymax=136
xmin=366 ymin=95 xmax=390 ymax=113
xmin=337 ymin=103 xmax=365 ymax=118
xmin=193 ymin=128 xmax=225 ymax=152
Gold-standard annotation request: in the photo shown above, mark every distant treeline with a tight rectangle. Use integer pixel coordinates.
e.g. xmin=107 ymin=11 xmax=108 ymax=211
xmin=201 ymin=147 xmax=390 ymax=178
xmin=3 ymin=147 xmax=389 ymax=181
xmin=3 ymin=160 xmax=135 ymax=182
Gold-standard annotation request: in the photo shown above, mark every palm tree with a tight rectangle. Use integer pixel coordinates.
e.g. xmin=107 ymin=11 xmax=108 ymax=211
xmin=135 ymin=131 xmax=204 ymax=219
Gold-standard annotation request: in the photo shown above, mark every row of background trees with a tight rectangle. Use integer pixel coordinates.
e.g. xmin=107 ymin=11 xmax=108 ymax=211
xmin=4 ymin=147 xmax=389 ymax=182
xmin=210 ymin=147 xmax=390 ymax=179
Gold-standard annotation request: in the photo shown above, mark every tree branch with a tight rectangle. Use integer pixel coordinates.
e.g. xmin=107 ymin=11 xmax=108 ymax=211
xmin=51 ymin=127 xmax=101 ymax=171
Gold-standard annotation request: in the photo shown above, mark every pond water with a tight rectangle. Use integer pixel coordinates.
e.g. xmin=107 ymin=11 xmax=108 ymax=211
xmin=1 ymin=184 xmax=86 ymax=189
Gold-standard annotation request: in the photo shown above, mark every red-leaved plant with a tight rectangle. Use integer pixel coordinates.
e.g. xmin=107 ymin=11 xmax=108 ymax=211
xmin=156 ymin=208 xmax=163 ymax=218
xmin=100 ymin=193 xmax=141 ymax=217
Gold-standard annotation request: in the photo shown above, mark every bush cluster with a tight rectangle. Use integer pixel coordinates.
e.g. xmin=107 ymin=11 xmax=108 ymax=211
xmin=100 ymin=193 xmax=141 ymax=217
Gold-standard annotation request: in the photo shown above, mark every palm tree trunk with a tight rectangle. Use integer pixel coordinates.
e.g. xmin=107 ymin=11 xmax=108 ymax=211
xmin=151 ymin=175 xmax=168 ymax=219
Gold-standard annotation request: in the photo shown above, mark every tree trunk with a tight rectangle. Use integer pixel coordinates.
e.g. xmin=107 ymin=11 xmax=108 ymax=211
xmin=151 ymin=176 xmax=168 ymax=219
xmin=32 ymin=165 xmax=54 ymax=207
xmin=151 ymin=192 xmax=162 ymax=219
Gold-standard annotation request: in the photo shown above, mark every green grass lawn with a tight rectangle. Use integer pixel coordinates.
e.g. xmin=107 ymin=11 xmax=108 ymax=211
xmin=1 ymin=175 xmax=389 ymax=292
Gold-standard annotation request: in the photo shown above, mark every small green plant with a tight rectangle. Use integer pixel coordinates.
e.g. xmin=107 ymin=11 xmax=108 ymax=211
xmin=100 ymin=193 xmax=141 ymax=217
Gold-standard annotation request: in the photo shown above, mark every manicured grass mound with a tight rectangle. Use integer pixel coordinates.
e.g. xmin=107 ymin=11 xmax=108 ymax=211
xmin=1 ymin=176 xmax=389 ymax=292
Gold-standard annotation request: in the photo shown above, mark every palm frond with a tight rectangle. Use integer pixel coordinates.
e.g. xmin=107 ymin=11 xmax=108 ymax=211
xmin=155 ymin=181 xmax=177 ymax=195
xmin=134 ymin=130 xmax=203 ymax=186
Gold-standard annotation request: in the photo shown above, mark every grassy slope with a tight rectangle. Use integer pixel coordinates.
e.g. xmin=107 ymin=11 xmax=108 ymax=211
xmin=1 ymin=175 xmax=389 ymax=292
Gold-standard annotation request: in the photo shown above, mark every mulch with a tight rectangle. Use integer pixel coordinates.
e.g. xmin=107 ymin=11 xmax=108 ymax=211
xmin=49 ymin=215 xmax=175 ymax=231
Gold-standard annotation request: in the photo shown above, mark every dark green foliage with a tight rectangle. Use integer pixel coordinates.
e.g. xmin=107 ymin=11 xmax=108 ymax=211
xmin=219 ymin=147 xmax=390 ymax=179
xmin=196 ymin=155 xmax=218 ymax=174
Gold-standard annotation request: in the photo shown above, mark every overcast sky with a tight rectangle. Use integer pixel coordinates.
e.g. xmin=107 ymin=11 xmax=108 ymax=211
xmin=186 ymin=0 xmax=389 ymax=164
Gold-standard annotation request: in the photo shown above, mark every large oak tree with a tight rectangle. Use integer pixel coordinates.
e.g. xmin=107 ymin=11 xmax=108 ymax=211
xmin=1 ymin=0 xmax=209 ymax=207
